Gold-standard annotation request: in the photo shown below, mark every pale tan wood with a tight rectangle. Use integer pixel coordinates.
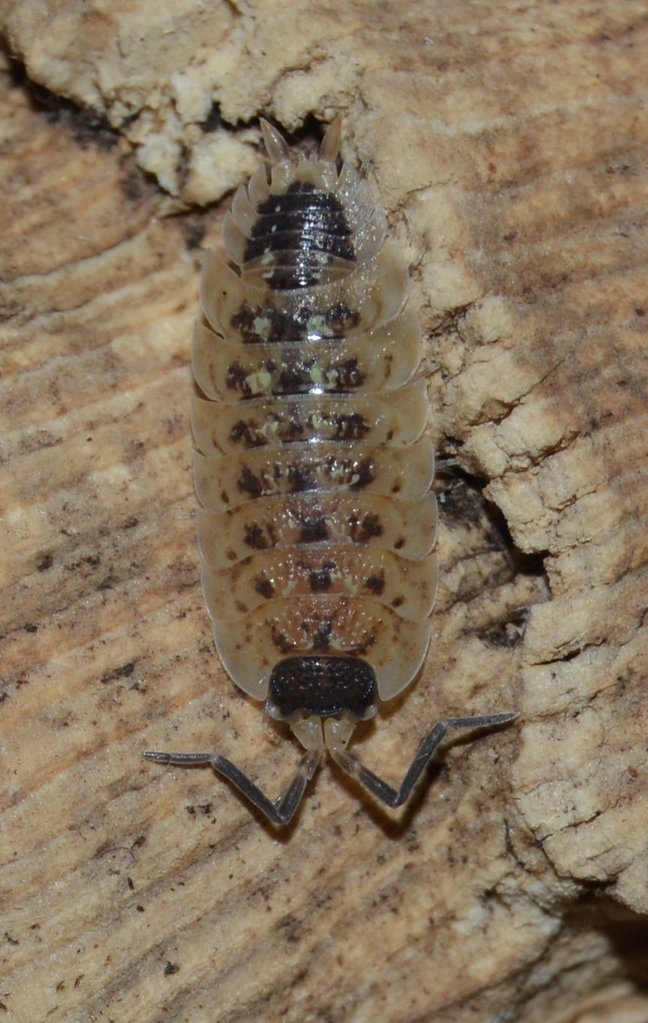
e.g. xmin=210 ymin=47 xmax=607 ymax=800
xmin=1 ymin=2 xmax=647 ymax=1021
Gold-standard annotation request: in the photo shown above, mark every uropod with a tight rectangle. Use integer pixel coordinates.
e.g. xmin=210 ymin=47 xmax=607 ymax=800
xmin=144 ymin=119 xmax=515 ymax=825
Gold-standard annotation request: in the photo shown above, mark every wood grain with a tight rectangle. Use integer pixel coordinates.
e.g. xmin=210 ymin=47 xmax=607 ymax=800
xmin=1 ymin=2 xmax=647 ymax=1021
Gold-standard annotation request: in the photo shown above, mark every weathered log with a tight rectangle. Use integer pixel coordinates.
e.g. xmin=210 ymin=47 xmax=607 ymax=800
xmin=1 ymin=3 xmax=647 ymax=1020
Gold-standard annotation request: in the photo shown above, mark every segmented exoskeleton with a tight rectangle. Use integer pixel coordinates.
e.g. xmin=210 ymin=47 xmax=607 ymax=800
xmin=145 ymin=120 xmax=515 ymax=824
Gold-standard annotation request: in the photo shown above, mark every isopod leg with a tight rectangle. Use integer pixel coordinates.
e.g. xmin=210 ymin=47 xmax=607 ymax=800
xmin=143 ymin=749 xmax=322 ymax=826
xmin=330 ymin=712 xmax=517 ymax=810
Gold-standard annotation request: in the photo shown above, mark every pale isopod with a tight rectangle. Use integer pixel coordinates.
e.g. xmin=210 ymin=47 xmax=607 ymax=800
xmin=144 ymin=119 xmax=515 ymax=825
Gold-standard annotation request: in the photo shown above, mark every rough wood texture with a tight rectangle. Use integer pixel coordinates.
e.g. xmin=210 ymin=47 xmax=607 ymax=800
xmin=1 ymin=2 xmax=647 ymax=1021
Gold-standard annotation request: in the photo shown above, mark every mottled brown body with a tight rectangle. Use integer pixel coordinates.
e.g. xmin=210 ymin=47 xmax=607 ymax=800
xmin=144 ymin=121 xmax=515 ymax=824
xmin=193 ymin=124 xmax=436 ymax=705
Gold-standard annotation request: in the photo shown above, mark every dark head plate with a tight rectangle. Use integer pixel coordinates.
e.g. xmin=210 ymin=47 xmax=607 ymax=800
xmin=269 ymin=656 xmax=377 ymax=719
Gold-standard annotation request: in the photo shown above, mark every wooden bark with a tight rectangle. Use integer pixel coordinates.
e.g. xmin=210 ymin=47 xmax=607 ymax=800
xmin=1 ymin=2 xmax=647 ymax=1021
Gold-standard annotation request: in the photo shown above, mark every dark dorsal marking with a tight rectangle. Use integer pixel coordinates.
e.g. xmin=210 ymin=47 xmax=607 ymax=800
xmin=245 ymin=182 xmax=355 ymax=288
xmin=269 ymin=656 xmax=376 ymax=718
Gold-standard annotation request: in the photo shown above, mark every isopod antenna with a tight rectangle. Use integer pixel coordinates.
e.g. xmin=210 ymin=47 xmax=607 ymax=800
xmin=330 ymin=712 xmax=517 ymax=809
xmin=143 ymin=748 xmax=322 ymax=826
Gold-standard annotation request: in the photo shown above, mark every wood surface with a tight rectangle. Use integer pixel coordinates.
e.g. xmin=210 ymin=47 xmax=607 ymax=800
xmin=1 ymin=2 xmax=647 ymax=1021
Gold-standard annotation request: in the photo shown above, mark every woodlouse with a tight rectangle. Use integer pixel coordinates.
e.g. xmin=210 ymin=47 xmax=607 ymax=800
xmin=144 ymin=120 xmax=515 ymax=825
